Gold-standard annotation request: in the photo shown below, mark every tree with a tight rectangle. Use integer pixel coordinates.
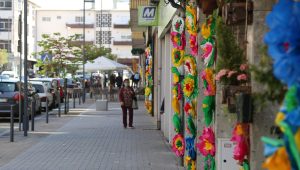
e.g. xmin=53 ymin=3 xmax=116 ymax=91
xmin=0 ymin=49 xmax=8 ymax=72
xmin=35 ymin=33 xmax=112 ymax=77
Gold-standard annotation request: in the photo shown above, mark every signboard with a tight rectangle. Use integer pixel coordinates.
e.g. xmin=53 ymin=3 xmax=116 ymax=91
xmin=138 ymin=6 xmax=158 ymax=26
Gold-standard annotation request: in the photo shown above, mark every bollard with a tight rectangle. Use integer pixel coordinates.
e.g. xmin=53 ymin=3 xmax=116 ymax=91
xmin=79 ymin=91 xmax=81 ymax=105
xmin=46 ymin=97 xmax=49 ymax=123
xmin=64 ymin=93 xmax=67 ymax=115
xmin=10 ymin=105 xmax=14 ymax=142
xmin=73 ymin=92 xmax=75 ymax=108
xmin=67 ymin=93 xmax=69 ymax=113
xmin=31 ymin=100 xmax=35 ymax=131
xmin=58 ymin=92 xmax=61 ymax=117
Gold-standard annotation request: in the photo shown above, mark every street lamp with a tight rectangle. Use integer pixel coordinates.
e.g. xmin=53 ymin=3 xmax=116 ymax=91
xmin=83 ymin=0 xmax=95 ymax=103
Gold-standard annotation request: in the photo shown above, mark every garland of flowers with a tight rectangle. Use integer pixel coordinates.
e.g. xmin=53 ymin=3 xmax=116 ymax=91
xmin=145 ymin=47 xmax=153 ymax=114
xmin=262 ymin=1 xmax=300 ymax=170
xmin=196 ymin=14 xmax=217 ymax=170
xmin=184 ymin=2 xmax=198 ymax=170
xmin=171 ymin=15 xmax=186 ymax=158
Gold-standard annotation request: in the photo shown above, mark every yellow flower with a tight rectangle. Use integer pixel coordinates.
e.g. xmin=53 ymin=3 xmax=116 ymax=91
xmin=185 ymin=156 xmax=191 ymax=166
xmin=262 ymin=147 xmax=291 ymax=170
xmin=172 ymin=49 xmax=184 ymax=67
xmin=183 ymin=77 xmax=195 ymax=97
xmin=201 ymin=23 xmax=211 ymax=39
xmin=275 ymin=112 xmax=285 ymax=132
xmin=173 ymin=74 xmax=179 ymax=84
xmin=145 ymin=87 xmax=151 ymax=96
xmin=172 ymin=96 xmax=180 ymax=114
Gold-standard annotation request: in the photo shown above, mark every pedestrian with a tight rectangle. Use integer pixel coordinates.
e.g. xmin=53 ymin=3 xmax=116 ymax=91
xmin=133 ymin=72 xmax=140 ymax=88
xmin=119 ymin=79 xmax=136 ymax=129
xmin=116 ymin=74 xmax=123 ymax=88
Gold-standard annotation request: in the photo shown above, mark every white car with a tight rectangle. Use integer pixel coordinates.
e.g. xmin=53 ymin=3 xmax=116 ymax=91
xmin=31 ymin=82 xmax=53 ymax=110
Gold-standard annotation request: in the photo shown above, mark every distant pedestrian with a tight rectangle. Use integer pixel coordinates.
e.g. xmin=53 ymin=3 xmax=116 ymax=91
xmin=116 ymin=74 xmax=123 ymax=88
xmin=119 ymin=79 xmax=136 ymax=129
xmin=133 ymin=72 xmax=140 ymax=88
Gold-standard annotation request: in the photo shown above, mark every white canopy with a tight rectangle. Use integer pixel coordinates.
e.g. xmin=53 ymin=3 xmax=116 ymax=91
xmin=84 ymin=56 xmax=130 ymax=72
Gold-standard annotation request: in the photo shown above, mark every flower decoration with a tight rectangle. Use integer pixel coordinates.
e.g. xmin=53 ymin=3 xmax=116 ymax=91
xmin=184 ymin=102 xmax=196 ymax=118
xmin=172 ymin=134 xmax=185 ymax=157
xmin=184 ymin=55 xmax=197 ymax=76
xmin=200 ymin=39 xmax=215 ymax=67
xmin=185 ymin=156 xmax=196 ymax=170
xmin=201 ymin=23 xmax=211 ymax=39
xmin=185 ymin=4 xmax=197 ymax=35
xmin=172 ymin=86 xmax=178 ymax=98
xmin=215 ymin=69 xmax=228 ymax=81
xmin=182 ymin=75 xmax=198 ymax=99
xmin=172 ymin=114 xmax=181 ymax=133
xmin=263 ymin=147 xmax=292 ymax=170
xmin=189 ymin=34 xmax=198 ymax=56
xmin=196 ymin=127 xmax=216 ymax=157
xmin=186 ymin=116 xmax=196 ymax=137
xmin=186 ymin=137 xmax=196 ymax=160
xmin=202 ymin=96 xmax=215 ymax=126
xmin=171 ymin=32 xmax=186 ymax=50
xmin=145 ymin=87 xmax=151 ymax=97
xmin=201 ymin=68 xmax=216 ymax=96
xmin=145 ymin=100 xmax=152 ymax=113
xmin=172 ymin=49 xmax=184 ymax=67
xmin=231 ymin=123 xmax=249 ymax=163
xmin=172 ymin=15 xmax=184 ymax=34
xmin=172 ymin=96 xmax=180 ymax=114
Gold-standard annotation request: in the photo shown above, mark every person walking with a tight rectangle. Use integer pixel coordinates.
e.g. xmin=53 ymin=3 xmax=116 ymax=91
xmin=116 ymin=74 xmax=123 ymax=88
xmin=119 ymin=79 xmax=136 ymax=129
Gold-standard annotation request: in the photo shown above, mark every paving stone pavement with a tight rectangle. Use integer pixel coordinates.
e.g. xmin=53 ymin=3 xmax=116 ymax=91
xmin=0 ymin=100 xmax=182 ymax=170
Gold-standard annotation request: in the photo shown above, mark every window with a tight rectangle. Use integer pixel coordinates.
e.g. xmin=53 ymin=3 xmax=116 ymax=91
xmin=57 ymin=16 xmax=61 ymax=19
xmin=75 ymin=16 xmax=83 ymax=23
xmin=96 ymin=13 xmax=112 ymax=27
xmin=0 ymin=40 xmax=11 ymax=52
xmin=42 ymin=17 xmax=51 ymax=22
xmin=120 ymin=35 xmax=131 ymax=40
xmin=0 ymin=19 xmax=12 ymax=31
xmin=0 ymin=0 xmax=12 ymax=9
xmin=96 ymin=31 xmax=111 ymax=44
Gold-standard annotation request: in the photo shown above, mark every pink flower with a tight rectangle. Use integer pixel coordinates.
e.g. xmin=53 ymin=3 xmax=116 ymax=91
xmin=227 ymin=70 xmax=237 ymax=78
xmin=215 ymin=69 xmax=228 ymax=81
xmin=196 ymin=127 xmax=216 ymax=157
xmin=240 ymin=64 xmax=248 ymax=71
xmin=237 ymin=74 xmax=247 ymax=81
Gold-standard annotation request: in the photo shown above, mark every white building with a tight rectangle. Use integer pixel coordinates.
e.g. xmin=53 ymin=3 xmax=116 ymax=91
xmin=36 ymin=2 xmax=133 ymax=71
xmin=0 ymin=0 xmax=38 ymax=77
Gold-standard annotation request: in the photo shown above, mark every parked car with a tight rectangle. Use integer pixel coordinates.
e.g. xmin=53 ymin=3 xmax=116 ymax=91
xmin=0 ymin=79 xmax=41 ymax=118
xmin=28 ymin=82 xmax=42 ymax=115
xmin=31 ymin=82 xmax=53 ymax=111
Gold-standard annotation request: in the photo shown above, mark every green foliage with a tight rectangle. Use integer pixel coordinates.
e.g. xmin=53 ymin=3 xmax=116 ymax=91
xmin=251 ymin=46 xmax=286 ymax=104
xmin=0 ymin=49 xmax=8 ymax=66
xmin=36 ymin=32 xmax=111 ymax=77
xmin=216 ymin=17 xmax=245 ymax=72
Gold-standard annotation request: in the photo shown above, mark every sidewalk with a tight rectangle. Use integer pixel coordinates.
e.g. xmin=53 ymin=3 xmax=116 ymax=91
xmin=0 ymin=100 xmax=182 ymax=170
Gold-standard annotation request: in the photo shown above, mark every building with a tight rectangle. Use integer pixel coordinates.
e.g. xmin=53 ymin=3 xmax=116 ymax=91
xmin=131 ymin=0 xmax=282 ymax=169
xmin=36 ymin=0 xmax=134 ymax=71
xmin=0 ymin=0 xmax=38 ymax=77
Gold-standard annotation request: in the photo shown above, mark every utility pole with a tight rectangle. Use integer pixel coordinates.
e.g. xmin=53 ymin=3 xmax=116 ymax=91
xmin=23 ymin=0 xmax=28 ymax=136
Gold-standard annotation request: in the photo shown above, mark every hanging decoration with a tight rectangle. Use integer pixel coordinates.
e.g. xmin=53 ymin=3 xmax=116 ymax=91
xmin=171 ymin=15 xmax=185 ymax=158
xmin=231 ymin=123 xmax=250 ymax=166
xmin=196 ymin=127 xmax=216 ymax=170
xmin=198 ymin=13 xmax=218 ymax=170
xmin=183 ymin=2 xmax=199 ymax=169
xmin=262 ymin=1 xmax=300 ymax=170
xmin=145 ymin=47 xmax=153 ymax=114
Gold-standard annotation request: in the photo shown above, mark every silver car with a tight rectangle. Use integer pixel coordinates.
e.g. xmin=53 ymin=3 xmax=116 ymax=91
xmin=31 ymin=82 xmax=53 ymax=110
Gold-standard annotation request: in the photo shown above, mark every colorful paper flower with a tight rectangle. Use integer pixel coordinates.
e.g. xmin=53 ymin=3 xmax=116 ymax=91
xmin=172 ymin=96 xmax=180 ymax=114
xmin=182 ymin=75 xmax=198 ymax=99
xmin=189 ymin=34 xmax=198 ymax=56
xmin=200 ymin=39 xmax=215 ymax=67
xmin=172 ymin=114 xmax=181 ymax=133
xmin=172 ymin=134 xmax=185 ymax=157
xmin=145 ymin=87 xmax=151 ymax=97
xmin=215 ymin=69 xmax=229 ymax=81
xmin=172 ymin=15 xmax=184 ymax=34
xmin=201 ymin=68 xmax=216 ymax=96
xmin=263 ymin=147 xmax=292 ymax=170
xmin=184 ymin=55 xmax=197 ymax=76
xmin=231 ymin=124 xmax=249 ymax=163
xmin=186 ymin=116 xmax=196 ymax=137
xmin=185 ymin=137 xmax=197 ymax=161
xmin=186 ymin=4 xmax=197 ymax=34
xmin=202 ymin=96 xmax=215 ymax=126
xmin=196 ymin=127 xmax=216 ymax=157
xmin=172 ymin=66 xmax=181 ymax=84
xmin=201 ymin=23 xmax=211 ymax=39
xmin=172 ymin=49 xmax=184 ymax=67
xmin=184 ymin=102 xmax=196 ymax=118
xmin=171 ymin=32 xmax=186 ymax=50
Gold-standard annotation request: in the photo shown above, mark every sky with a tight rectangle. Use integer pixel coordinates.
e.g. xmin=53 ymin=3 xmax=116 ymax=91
xmin=31 ymin=0 xmax=129 ymax=10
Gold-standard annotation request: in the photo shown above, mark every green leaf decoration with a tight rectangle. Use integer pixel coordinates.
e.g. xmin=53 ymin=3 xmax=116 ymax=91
xmin=187 ymin=116 xmax=196 ymax=137
xmin=202 ymin=96 xmax=215 ymax=126
xmin=173 ymin=114 xmax=181 ymax=133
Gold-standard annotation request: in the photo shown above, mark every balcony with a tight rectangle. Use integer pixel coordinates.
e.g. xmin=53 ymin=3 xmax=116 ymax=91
xmin=66 ymin=23 xmax=94 ymax=29
xmin=113 ymin=24 xmax=130 ymax=29
xmin=113 ymin=40 xmax=132 ymax=45
xmin=70 ymin=41 xmax=94 ymax=46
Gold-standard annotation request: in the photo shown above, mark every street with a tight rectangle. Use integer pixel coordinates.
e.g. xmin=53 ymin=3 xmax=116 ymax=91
xmin=0 ymin=100 xmax=182 ymax=170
